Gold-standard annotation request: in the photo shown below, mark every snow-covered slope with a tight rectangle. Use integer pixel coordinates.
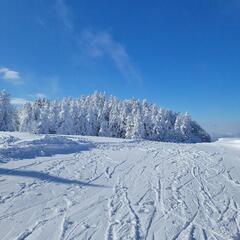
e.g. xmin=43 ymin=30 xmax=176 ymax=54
xmin=0 ymin=132 xmax=239 ymax=240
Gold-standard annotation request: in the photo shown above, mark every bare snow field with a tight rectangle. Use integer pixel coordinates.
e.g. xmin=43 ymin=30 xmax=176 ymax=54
xmin=0 ymin=132 xmax=240 ymax=240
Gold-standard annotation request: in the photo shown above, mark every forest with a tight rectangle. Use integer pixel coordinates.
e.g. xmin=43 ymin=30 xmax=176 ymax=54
xmin=0 ymin=90 xmax=211 ymax=143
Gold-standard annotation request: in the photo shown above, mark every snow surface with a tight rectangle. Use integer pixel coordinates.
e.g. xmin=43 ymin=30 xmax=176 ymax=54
xmin=0 ymin=132 xmax=240 ymax=240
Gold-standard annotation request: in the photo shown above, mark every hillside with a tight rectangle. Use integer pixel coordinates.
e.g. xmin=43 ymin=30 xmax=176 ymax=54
xmin=0 ymin=132 xmax=239 ymax=239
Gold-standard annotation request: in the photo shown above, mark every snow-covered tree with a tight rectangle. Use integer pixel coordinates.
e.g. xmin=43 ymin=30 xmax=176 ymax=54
xmin=17 ymin=92 xmax=211 ymax=143
xmin=0 ymin=90 xmax=17 ymax=131
xmin=57 ymin=98 xmax=74 ymax=135
xmin=19 ymin=102 xmax=33 ymax=132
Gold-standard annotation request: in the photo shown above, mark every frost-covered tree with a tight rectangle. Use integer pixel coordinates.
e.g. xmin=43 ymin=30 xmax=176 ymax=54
xmin=0 ymin=90 xmax=17 ymax=131
xmin=19 ymin=102 xmax=33 ymax=132
xmin=36 ymin=99 xmax=51 ymax=134
xmin=57 ymin=98 xmax=74 ymax=135
xmin=48 ymin=100 xmax=60 ymax=134
xmin=98 ymin=99 xmax=111 ymax=137
xmin=17 ymin=92 xmax=211 ymax=143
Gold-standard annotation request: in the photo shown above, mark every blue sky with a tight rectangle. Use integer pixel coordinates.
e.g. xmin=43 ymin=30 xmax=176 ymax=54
xmin=0 ymin=0 xmax=240 ymax=135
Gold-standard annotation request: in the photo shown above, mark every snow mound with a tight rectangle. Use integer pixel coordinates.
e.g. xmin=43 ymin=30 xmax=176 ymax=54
xmin=0 ymin=135 xmax=94 ymax=162
xmin=0 ymin=135 xmax=19 ymax=146
xmin=217 ymin=138 xmax=240 ymax=149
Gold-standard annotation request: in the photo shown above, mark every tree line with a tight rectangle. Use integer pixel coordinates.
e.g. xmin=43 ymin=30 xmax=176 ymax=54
xmin=0 ymin=90 xmax=211 ymax=143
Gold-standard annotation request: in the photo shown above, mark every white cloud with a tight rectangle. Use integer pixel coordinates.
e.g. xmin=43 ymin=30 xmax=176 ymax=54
xmin=29 ymin=93 xmax=47 ymax=99
xmin=36 ymin=17 xmax=47 ymax=30
xmin=55 ymin=0 xmax=142 ymax=84
xmin=36 ymin=93 xmax=47 ymax=98
xmin=79 ymin=30 xmax=142 ymax=84
xmin=55 ymin=0 xmax=73 ymax=31
xmin=11 ymin=98 xmax=30 ymax=105
xmin=43 ymin=76 xmax=59 ymax=96
xmin=0 ymin=67 xmax=22 ymax=84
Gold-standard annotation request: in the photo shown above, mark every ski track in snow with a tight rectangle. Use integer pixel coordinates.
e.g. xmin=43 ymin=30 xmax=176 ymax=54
xmin=0 ymin=132 xmax=240 ymax=240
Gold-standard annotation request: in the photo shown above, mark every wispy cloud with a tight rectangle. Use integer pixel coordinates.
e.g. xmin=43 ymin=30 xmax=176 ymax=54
xmin=29 ymin=93 xmax=47 ymax=99
xmin=36 ymin=17 xmax=47 ymax=30
xmin=36 ymin=93 xmax=47 ymax=98
xmin=55 ymin=0 xmax=73 ymax=31
xmin=79 ymin=30 xmax=142 ymax=84
xmin=0 ymin=67 xmax=22 ymax=84
xmin=55 ymin=0 xmax=142 ymax=84
xmin=11 ymin=98 xmax=30 ymax=105
xmin=44 ymin=76 xmax=60 ymax=96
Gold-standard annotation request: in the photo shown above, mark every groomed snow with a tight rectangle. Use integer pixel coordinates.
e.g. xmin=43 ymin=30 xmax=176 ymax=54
xmin=0 ymin=132 xmax=239 ymax=240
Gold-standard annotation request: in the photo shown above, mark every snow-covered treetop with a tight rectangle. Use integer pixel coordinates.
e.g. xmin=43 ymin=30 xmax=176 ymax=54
xmin=0 ymin=90 xmax=210 ymax=142
xmin=0 ymin=90 xmax=17 ymax=131
xmin=17 ymin=91 xmax=211 ymax=143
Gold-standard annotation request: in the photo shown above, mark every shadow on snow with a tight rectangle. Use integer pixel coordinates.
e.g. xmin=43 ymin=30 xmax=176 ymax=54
xmin=0 ymin=167 xmax=108 ymax=188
